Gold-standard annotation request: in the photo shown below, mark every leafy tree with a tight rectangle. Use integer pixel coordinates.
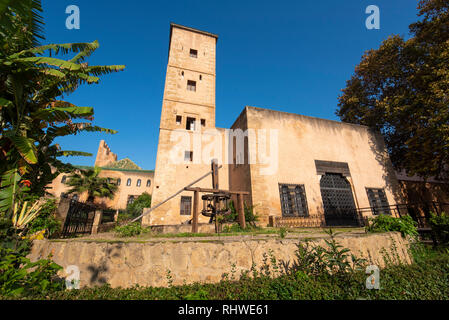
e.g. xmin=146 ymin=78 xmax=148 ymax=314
xmin=337 ymin=0 xmax=449 ymax=181
xmin=65 ymin=167 xmax=118 ymax=204
xmin=126 ymin=192 xmax=152 ymax=218
xmin=0 ymin=0 xmax=125 ymax=216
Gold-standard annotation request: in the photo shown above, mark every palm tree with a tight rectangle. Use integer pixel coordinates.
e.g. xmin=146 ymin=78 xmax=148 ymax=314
xmin=65 ymin=167 xmax=118 ymax=204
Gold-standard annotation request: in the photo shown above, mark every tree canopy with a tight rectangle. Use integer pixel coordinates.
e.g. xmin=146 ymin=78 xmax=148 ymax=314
xmin=337 ymin=0 xmax=449 ymax=181
xmin=65 ymin=167 xmax=118 ymax=203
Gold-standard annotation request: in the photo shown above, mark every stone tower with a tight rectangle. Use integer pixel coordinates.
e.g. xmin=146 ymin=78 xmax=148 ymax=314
xmin=95 ymin=140 xmax=117 ymax=167
xmin=143 ymin=23 xmax=228 ymax=226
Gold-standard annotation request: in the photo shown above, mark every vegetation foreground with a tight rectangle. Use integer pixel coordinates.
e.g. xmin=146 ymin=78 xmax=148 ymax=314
xmin=2 ymin=235 xmax=449 ymax=300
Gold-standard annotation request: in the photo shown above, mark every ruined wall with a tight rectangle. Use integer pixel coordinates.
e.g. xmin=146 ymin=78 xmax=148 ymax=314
xmin=95 ymin=140 xmax=117 ymax=167
xmin=29 ymin=232 xmax=411 ymax=289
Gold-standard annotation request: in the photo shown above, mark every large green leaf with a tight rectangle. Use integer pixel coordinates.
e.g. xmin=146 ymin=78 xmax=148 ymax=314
xmin=0 ymin=169 xmax=21 ymax=214
xmin=13 ymin=56 xmax=82 ymax=70
xmin=32 ymin=105 xmax=94 ymax=122
xmin=10 ymin=41 xmax=99 ymax=58
xmin=7 ymin=135 xmax=38 ymax=164
xmin=56 ymin=150 xmax=92 ymax=157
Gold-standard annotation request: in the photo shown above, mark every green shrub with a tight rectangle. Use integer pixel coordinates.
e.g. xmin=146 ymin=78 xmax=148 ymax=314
xmin=279 ymin=227 xmax=287 ymax=238
xmin=113 ymin=222 xmax=151 ymax=237
xmin=366 ymin=214 xmax=418 ymax=238
xmin=0 ymin=248 xmax=63 ymax=297
xmin=28 ymin=199 xmax=61 ymax=238
xmin=25 ymin=244 xmax=449 ymax=300
xmin=223 ymin=200 xmax=259 ymax=226
xmin=126 ymin=193 xmax=152 ymax=218
xmin=429 ymin=212 xmax=449 ymax=244
xmin=222 ymin=223 xmax=260 ymax=233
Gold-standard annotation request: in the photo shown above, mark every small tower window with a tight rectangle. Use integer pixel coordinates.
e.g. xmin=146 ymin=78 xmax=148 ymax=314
xmin=186 ymin=117 xmax=196 ymax=131
xmin=199 ymin=75 xmax=202 ymax=81
xmin=189 ymin=49 xmax=198 ymax=58
xmin=187 ymin=80 xmax=196 ymax=92
xmin=136 ymin=179 xmax=141 ymax=187
xmin=184 ymin=151 xmax=193 ymax=162
xmin=201 ymin=119 xmax=206 ymax=127
xmin=61 ymin=175 xmax=67 ymax=183
xmin=117 ymin=178 xmax=121 ymax=186
xmin=146 ymin=179 xmax=151 ymax=187
xmin=126 ymin=178 xmax=131 ymax=186
xmin=176 ymin=115 xmax=182 ymax=125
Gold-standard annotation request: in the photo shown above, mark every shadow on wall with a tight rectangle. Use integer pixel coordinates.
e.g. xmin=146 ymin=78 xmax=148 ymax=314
xmin=367 ymin=130 xmax=404 ymax=206
xmin=86 ymin=244 xmax=124 ymax=286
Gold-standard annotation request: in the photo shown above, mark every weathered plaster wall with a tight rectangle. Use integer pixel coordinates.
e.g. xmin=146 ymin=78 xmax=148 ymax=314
xmin=236 ymin=106 xmax=402 ymax=226
xmin=29 ymin=232 xmax=411 ymax=289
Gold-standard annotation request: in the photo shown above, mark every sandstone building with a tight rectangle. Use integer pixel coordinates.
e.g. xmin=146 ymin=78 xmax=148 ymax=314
xmin=143 ymin=23 xmax=403 ymax=227
xmin=48 ymin=140 xmax=154 ymax=210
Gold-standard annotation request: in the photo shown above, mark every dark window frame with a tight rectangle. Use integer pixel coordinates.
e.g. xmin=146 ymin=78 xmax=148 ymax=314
xmin=126 ymin=178 xmax=132 ymax=186
xmin=189 ymin=49 xmax=198 ymax=58
xmin=136 ymin=179 xmax=141 ymax=187
xmin=180 ymin=196 xmax=192 ymax=215
xmin=186 ymin=117 xmax=196 ymax=131
xmin=366 ymin=188 xmax=390 ymax=215
xmin=279 ymin=184 xmax=309 ymax=217
xmin=184 ymin=151 xmax=193 ymax=162
xmin=146 ymin=179 xmax=151 ymax=187
xmin=187 ymin=80 xmax=196 ymax=92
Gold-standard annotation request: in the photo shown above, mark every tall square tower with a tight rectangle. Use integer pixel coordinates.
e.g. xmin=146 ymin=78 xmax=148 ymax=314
xmin=143 ymin=23 xmax=223 ymax=226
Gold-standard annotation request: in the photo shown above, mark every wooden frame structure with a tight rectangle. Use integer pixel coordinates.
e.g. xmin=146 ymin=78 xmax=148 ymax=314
xmin=184 ymin=159 xmax=249 ymax=233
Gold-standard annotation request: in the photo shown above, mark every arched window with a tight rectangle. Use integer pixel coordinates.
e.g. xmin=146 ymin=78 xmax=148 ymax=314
xmin=146 ymin=179 xmax=151 ymax=187
xmin=136 ymin=179 xmax=141 ymax=187
xmin=61 ymin=175 xmax=67 ymax=183
xmin=126 ymin=178 xmax=131 ymax=186
xmin=117 ymin=178 xmax=121 ymax=186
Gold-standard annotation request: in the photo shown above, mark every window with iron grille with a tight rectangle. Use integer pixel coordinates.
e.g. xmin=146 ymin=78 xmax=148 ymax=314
xmin=279 ymin=184 xmax=309 ymax=217
xmin=180 ymin=196 xmax=192 ymax=215
xmin=366 ymin=188 xmax=390 ymax=215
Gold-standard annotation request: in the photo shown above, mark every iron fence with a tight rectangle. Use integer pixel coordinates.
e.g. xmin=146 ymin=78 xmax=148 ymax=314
xmin=61 ymin=199 xmax=97 ymax=238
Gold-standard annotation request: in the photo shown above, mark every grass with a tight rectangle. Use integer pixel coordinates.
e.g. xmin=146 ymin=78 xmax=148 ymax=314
xmin=69 ymin=226 xmax=366 ymax=243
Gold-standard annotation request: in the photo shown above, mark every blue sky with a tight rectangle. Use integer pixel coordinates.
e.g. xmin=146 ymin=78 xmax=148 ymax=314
xmin=42 ymin=0 xmax=420 ymax=170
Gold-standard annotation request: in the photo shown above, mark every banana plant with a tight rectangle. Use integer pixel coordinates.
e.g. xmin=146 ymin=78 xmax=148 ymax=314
xmin=0 ymin=0 xmax=125 ymax=213
xmin=11 ymin=200 xmax=43 ymax=233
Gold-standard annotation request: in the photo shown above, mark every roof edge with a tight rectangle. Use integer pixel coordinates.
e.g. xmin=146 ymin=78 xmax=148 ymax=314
xmin=170 ymin=22 xmax=219 ymax=39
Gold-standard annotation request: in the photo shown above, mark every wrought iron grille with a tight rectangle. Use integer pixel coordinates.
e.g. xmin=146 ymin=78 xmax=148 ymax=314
xmin=366 ymin=188 xmax=390 ymax=215
xmin=320 ymin=173 xmax=361 ymax=226
xmin=180 ymin=196 xmax=192 ymax=215
xmin=279 ymin=184 xmax=309 ymax=217
xmin=61 ymin=199 xmax=96 ymax=238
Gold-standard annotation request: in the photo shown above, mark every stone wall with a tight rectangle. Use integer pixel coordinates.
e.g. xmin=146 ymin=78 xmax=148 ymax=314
xmin=28 ymin=232 xmax=411 ymax=289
